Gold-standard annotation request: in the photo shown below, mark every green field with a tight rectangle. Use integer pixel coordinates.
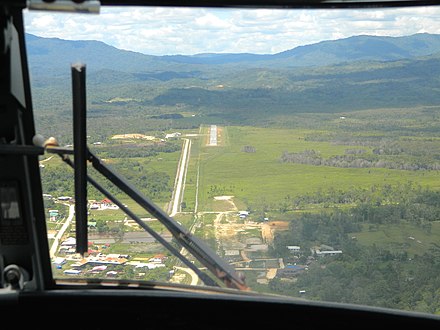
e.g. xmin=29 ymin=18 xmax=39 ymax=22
xmin=351 ymin=222 xmax=440 ymax=257
xmin=184 ymin=124 xmax=440 ymax=213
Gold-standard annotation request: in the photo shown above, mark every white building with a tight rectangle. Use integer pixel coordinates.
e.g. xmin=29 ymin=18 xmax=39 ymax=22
xmin=287 ymin=246 xmax=301 ymax=252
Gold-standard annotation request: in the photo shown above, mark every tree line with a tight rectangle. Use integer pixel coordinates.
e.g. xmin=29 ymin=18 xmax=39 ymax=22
xmin=280 ymin=149 xmax=440 ymax=171
xmin=268 ymin=184 xmax=440 ymax=314
xmin=41 ymin=159 xmax=172 ymax=203
xmin=93 ymin=141 xmax=180 ymax=159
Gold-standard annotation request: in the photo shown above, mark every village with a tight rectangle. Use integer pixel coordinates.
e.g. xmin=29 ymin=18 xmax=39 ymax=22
xmin=53 ymin=236 xmax=168 ymax=278
xmin=42 ymin=125 xmax=345 ymax=286
xmin=46 ymin=192 xmax=343 ymax=285
xmin=46 ymin=195 xmax=168 ymax=279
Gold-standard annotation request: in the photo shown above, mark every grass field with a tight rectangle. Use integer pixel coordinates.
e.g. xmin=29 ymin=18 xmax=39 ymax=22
xmin=187 ymin=125 xmax=440 ymax=212
xmin=352 ymin=222 xmax=440 ymax=257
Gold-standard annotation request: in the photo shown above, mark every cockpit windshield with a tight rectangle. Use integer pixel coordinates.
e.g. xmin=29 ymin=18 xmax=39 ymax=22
xmin=24 ymin=3 xmax=440 ymax=314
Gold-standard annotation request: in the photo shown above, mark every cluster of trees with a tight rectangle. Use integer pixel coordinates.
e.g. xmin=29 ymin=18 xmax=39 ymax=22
xmin=268 ymin=184 xmax=440 ymax=314
xmin=269 ymin=243 xmax=440 ymax=313
xmin=206 ymin=184 xmax=236 ymax=199
xmin=89 ymin=160 xmax=173 ymax=202
xmin=94 ymin=141 xmax=180 ymax=159
xmin=41 ymin=159 xmax=172 ymax=203
xmin=280 ymin=149 xmax=440 ymax=171
xmin=150 ymin=113 xmax=184 ymax=119
xmin=41 ymin=166 xmax=74 ymax=196
xmin=242 ymin=145 xmax=256 ymax=153
xmin=305 ymin=131 xmax=440 ymax=159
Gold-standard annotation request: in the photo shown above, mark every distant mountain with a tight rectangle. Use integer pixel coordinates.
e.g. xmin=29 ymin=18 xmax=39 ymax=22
xmin=28 ymin=32 xmax=440 ymax=130
xmin=25 ymin=33 xmax=159 ymax=75
xmin=161 ymin=33 xmax=440 ymax=67
xmin=270 ymin=33 xmax=440 ymax=65
xmin=25 ymin=32 xmax=440 ymax=78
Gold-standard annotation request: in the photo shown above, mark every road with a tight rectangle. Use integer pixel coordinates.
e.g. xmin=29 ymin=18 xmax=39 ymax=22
xmin=169 ymin=138 xmax=191 ymax=217
xmin=49 ymin=203 xmax=74 ymax=257
xmin=173 ymin=266 xmax=199 ymax=285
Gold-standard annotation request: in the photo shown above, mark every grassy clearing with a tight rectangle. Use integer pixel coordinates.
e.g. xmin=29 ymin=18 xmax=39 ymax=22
xmin=352 ymin=222 xmax=440 ymax=257
xmin=195 ymin=125 xmax=440 ymax=211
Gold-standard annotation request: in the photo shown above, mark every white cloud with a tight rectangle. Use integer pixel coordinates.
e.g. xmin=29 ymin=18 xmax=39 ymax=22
xmin=23 ymin=5 xmax=440 ymax=55
xmin=29 ymin=14 xmax=58 ymax=29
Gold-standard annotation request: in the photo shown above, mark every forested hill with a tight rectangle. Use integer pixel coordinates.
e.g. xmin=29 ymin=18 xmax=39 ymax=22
xmin=27 ymin=32 xmax=440 ymax=129
xmin=25 ymin=32 xmax=440 ymax=76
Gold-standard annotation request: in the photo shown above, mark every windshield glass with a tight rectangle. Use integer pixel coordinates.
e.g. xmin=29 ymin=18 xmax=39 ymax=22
xmin=25 ymin=4 xmax=440 ymax=314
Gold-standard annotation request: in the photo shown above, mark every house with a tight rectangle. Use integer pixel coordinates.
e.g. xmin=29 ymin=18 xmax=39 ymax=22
xmin=100 ymin=198 xmax=119 ymax=209
xmin=224 ymin=249 xmax=240 ymax=256
xmin=61 ymin=237 xmax=76 ymax=246
xmin=312 ymin=245 xmax=342 ymax=256
xmin=135 ymin=262 xmax=165 ymax=270
xmin=48 ymin=209 xmax=59 ymax=217
xmin=287 ymin=246 xmax=301 ymax=253
xmin=63 ymin=269 xmax=81 ymax=275
xmin=49 ymin=209 xmax=59 ymax=221
xmin=91 ymin=265 xmax=107 ymax=272
xmin=165 ymin=132 xmax=181 ymax=139
xmin=89 ymin=203 xmax=99 ymax=210
xmin=149 ymin=254 xmax=167 ymax=263
xmin=238 ymin=211 xmax=250 ymax=218
xmin=316 ymin=250 xmax=342 ymax=256
xmin=52 ymin=257 xmax=66 ymax=266
xmin=89 ymin=198 xmax=119 ymax=210
xmin=106 ymin=271 xmax=118 ymax=277
xmin=276 ymin=264 xmax=306 ymax=278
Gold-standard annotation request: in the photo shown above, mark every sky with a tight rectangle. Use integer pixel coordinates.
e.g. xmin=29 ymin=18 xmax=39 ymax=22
xmin=23 ymin=5 xmax=440 ymax=56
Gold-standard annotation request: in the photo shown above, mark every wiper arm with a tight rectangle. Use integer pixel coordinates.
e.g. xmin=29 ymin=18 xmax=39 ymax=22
xmin=85 ymin=149 xmax=248 ymax=290
xmin=57 ymin=152 xmax=218 ymax=288
xmin=43 ymin=144 xmax=248 ymax=291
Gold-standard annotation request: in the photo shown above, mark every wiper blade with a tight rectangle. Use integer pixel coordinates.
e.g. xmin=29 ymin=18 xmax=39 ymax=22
xmin=85 ymin=149 xmax=248 ymax=291
xmin=44 ymin=144 xmax=248 ymax=291
xmin=60 ymin=153 xmax=218 ymax=288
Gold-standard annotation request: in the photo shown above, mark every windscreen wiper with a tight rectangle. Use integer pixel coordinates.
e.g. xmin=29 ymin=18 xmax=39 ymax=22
xmin=35 ymin=63 xmax=248 ymax=291
xmin=42 ymin=142 xmax=248 ymax=290
xmin=49 ymin=147 xmax=220 ymax=288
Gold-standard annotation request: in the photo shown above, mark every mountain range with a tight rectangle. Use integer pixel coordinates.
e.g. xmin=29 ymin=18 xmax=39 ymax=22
xmin=27 ymin=32 xmax=440 ymax=126
xmin=25 ymin=32 xmax=440 ymax=77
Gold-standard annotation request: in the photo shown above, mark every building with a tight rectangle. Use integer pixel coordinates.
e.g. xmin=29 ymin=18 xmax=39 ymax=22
xmin=61 ymin=237 xmax=76 ymax=247
xmin=88 ymin=198 xmax=119 ymax=210
xmin=238 ymin=211 xmax=250 ymax=219
xmin=316 ymin=250 xmax=342 ymax=256
xmin=312 ymin=245 xmax=343 ymax=256
xmin=165 ymin=132 xmax=181 ymax=139
xmin=52 ymin=257 xmax=66 ymax=267
xmin=287 ymin=246 xmax=301 ymax=253
xmin=149 ymin=254 xmax=167 ymax=263
xmin=276 ymin=264 xmax=306 ymax=278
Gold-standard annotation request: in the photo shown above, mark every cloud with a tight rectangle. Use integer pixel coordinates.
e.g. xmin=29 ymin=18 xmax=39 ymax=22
xmin=23 ymin=6 xmax=440 ymax=55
